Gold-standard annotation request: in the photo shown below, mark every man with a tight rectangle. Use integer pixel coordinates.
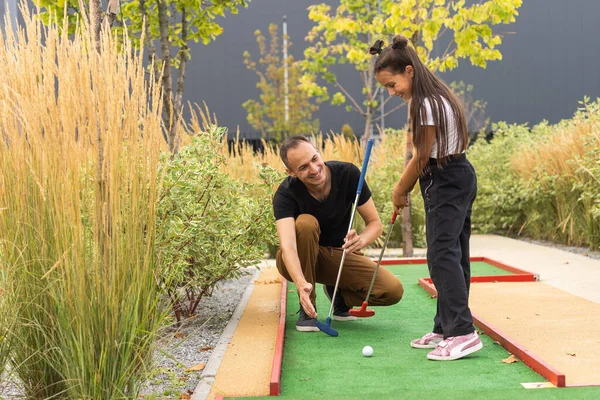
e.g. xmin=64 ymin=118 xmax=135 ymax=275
xmin=273 ymin=136 xmax=404 ymax=332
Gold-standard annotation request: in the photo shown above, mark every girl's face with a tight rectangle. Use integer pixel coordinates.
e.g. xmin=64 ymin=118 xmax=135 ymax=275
xmin=376 ymin=66 xmax=414 ymax=101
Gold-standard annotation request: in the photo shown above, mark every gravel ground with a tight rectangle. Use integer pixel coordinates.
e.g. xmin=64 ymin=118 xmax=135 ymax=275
xmin=0 ymin=269 xmax=256 ymax=400
xmin=139 ymin=269 xmax=256 ymax=399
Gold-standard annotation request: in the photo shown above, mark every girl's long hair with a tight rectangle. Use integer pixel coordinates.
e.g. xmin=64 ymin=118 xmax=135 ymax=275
xmin=373 ymin=35 xmax=468 ymax=168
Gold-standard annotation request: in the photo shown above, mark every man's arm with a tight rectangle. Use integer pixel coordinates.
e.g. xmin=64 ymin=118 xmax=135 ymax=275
xmin=342 ymin=198 xmax=383 ymax=254
xmin=276 ymin=217 xmax=317 ymax=318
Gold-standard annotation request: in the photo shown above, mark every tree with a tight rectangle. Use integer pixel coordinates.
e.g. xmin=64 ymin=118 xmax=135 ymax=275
xmin=450 ymin=80 xmax=489 ymax=136
xmin=243 ymin=23 xmax=321 ymax=141
xmin=35 ymin=0 xmax=249 ymax=154
xmin=303 ymin=0 xmax=522 ymax=255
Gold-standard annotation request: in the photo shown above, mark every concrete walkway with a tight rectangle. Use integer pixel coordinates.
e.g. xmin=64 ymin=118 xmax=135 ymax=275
xmin=470 ymin=234 xmax=600 ymax=304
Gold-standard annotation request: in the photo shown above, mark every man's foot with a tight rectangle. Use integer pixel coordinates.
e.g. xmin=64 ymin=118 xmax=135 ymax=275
xmin=323 ymin=285 xmax=357 ymax=321
xmin=295 ymin=306 xmax=319 ymax=332
xmin=411 ymin=332 xmax=443 ymax=349
xmin=427 ymin=331 xmax=483 ymax=361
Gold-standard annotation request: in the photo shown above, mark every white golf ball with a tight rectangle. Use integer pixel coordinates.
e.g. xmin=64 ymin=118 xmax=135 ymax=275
xmin=362 ymin=345 xmax=373 ymax=357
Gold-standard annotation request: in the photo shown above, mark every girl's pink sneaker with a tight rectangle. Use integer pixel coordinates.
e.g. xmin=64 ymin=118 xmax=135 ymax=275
xmin=427 ymin=331 xmax=483 ymax=361
xmin=410 ymin=332 xmax=443 ymax=349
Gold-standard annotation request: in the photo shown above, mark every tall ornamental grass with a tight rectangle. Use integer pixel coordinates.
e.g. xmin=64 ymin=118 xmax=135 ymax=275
xmin=470 ymin=98 xmax=600 ymax=248
xmin=0 ymin=7 xmax=168 ymax=399
xmin=512 ymin=99 xmax=600 ymax=247
xmin=0 ymin=255 xmax=11 ymax=379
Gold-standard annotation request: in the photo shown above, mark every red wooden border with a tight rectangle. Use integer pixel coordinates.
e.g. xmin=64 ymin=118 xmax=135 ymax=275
xmin=480 ymin=256 xmax=538 ymax=277
xmin=380 ymin=258 xmax=427 ymax=266
xmin=382 ymin=257 xmax=536 ymax=275
xmin=269 ymin=280 xmax=287 ymax=395
xmin=417 ymin=278 xmax=566 ymax=387
xmin=420 ymin=274 xmax=536 ymax=285
xmin=384 ymin=257 xmax=537 ymax=283
xmin=470 ymin=275 xmax=536 ymax=283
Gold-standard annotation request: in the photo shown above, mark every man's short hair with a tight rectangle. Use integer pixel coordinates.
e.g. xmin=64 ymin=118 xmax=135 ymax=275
xmin=279 ymin=135 xmax=313 ymax=169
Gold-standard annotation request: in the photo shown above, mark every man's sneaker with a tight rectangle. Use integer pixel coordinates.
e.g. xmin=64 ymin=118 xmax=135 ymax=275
xmin=295 ymin=306 xmax=319 ymax=332
xmin=323 ymin=285 xmax=357 ymax=321
xmin=411 ymin=332 xmax=443 ymax=349
xmin=427 ymin=331 xmax=483 ymax=361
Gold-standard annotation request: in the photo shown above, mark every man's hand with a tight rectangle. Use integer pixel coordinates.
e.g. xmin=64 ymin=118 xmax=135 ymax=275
xmin=342 ymin=229 xmax=366 ymax=254
xmin=297 ymin=281 xmax=317 ymax=318
xmin=392 ymin=182 xmax=410 ymax=213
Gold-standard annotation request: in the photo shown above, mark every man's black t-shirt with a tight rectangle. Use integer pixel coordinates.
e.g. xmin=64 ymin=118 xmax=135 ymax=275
xmin=272 ymin=161 xmax=372 ymax=247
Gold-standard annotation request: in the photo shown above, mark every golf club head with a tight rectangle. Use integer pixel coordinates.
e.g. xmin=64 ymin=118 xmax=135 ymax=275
xmin=348 ymin=301 xmax=375 ymax=318
xmin=316 ymin=316 xmax=338 ymax=337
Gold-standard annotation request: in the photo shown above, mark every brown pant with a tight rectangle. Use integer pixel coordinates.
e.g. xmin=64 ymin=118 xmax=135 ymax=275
xmin=276 ymin=214 xmax=404 ymax=307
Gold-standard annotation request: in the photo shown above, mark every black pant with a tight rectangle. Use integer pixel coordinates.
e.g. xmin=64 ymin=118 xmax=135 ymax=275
xmin=419 ymin=153 xmax=477 ymax=338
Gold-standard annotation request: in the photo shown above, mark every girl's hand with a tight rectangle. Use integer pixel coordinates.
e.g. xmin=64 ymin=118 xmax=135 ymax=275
xmin=392 ymin=183 xmax=410 ymax=213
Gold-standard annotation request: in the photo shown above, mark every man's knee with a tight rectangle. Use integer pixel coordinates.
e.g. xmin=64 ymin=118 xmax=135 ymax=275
xmin=378 ymin=279 xmax=404 ymax=306
xmin=296 ymin=214 xmax=320 ymax=237
xmin=387 ymin=280 xmax=404 ymax=305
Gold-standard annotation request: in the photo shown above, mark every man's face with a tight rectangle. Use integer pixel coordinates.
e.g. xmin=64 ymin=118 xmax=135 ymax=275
xmin=286 ymin=142 xmax=326 ymax=186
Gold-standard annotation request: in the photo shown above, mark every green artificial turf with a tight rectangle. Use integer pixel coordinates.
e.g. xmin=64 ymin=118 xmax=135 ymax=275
xmin=384 ymin=261 xmax=514 ymax=278
xmin=226 ymin=262 xmax=600 ymax=399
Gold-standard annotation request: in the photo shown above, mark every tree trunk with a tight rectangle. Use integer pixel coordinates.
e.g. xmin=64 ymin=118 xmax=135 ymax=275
xmin=157 ymin=0 xmax=174 ymax=153
xmin=402 ymin=102 xmax=414 ymax=257
xmin=139 ymin=0 xmax=159 ymax=81
xmin=89 ymin=0 xmax=102 ymax=53
xmin=170 ymin=10 xmax=188 ymax=155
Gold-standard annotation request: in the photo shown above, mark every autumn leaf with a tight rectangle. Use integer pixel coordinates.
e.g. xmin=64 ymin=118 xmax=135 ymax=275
xmin=502 ymin=355 xmax=519 ymax=364
xmin=184 ymin=362 xmax=206 ymax=372
xmin=180 ymin=394 xmax=191 ymax=400
xmin=200 ymin=346 xmax=213 ymax=352
xmin=174 ymin=332 xmax=185 ymax=339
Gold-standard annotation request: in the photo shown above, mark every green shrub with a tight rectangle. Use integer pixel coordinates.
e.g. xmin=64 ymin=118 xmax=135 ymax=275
xmin=468 ymin=122 xmax=535 ymax=234
xmin=156 ymin=126 xmax=281 ymax=322
xmin=469 ymin=98 xmax=600 ymax=248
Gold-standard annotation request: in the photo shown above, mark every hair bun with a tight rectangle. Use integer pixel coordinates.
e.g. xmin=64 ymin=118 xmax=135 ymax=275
xmin=391 ymin=35 xmax=408 ymax=50
xmin=369 ymin=39 xmax=385 ymax=55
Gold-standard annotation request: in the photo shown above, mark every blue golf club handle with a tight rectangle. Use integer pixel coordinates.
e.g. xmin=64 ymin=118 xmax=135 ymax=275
xmin=356 ymin=138 xmax=374 ymax=195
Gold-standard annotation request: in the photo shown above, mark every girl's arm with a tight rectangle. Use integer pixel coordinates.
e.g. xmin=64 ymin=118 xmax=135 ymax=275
xmin=392 ymin=126 xmax=436 ymax=209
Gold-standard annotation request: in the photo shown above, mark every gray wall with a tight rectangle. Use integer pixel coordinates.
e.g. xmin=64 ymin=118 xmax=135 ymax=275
xmin=0 ymin=0 xmax=18 ymax=31
xmin=442 ymin=0 xmax=600 ymax=128
xmin=182 ymin=0 xmax=369 ymax=136
xmin=182 ymin=0 xmax=600 ymax=135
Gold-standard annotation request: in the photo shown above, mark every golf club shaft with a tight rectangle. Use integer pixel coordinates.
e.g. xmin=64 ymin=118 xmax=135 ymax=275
xmin=365 ymin=212 xmax=398 ymax=302
xmin=327 ymin=138 xmax=374 ymax=319
xmin=327 ymin=193 xmax=360 ymax=318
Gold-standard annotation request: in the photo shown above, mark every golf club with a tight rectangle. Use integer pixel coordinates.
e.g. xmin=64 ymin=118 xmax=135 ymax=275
xmin=316 ymin=138 xmax=374 ymax=337
xmin=349 ymin=211 xmax=398 ymax=318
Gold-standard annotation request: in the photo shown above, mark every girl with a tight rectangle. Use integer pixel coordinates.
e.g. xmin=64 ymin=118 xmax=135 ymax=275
xmin=371 ymin=35 xmax=481 ymax=361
